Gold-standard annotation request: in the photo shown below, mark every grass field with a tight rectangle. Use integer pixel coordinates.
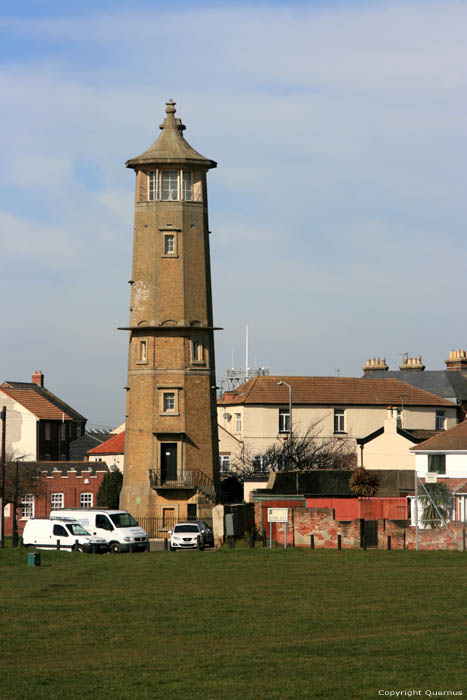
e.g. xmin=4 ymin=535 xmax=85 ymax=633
xmin=0 ymin=545 xmax=466 ymax=700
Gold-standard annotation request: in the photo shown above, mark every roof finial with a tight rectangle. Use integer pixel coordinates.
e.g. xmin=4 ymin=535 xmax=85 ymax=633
xmin=165 ymin=99 xmax=176 ymax=114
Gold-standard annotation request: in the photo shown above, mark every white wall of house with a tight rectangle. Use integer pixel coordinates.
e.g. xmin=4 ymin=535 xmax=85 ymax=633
xmin=362 ymin=419 xmax=417 ymax=471
xmin=415 ymin=452 xmax=467 ymax=478
xmin=218 ymin=403 xmax=457 ymax=464
xmin=0 ymin=395 xmax=37 ymax=460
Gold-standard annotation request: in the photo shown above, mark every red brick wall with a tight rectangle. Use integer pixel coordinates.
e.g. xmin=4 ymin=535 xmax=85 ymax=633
xmin=254 ymin=502 xmax=466 ymax=551
xmin=4 ymin=467 xmax=107 ymax=536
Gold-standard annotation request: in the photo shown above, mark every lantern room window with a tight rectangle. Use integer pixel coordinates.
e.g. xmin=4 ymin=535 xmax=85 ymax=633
xmin=161 ymin=171 xmax=179 ymax=201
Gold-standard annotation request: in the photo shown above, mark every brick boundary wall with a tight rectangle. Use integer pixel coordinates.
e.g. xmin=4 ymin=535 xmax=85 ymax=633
xmin=254 ymin=503 xmax=466 ymax=551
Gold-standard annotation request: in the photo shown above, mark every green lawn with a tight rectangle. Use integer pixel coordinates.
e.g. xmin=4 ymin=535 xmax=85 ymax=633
xmin=0 ymin=545 xmax=466 ymax=700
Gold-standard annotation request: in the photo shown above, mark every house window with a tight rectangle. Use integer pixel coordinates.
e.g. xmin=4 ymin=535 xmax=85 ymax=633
xmin=334 ymin=409 xmax=345 ymax=433
xmin=235 ymin=413 xmax=242 ymax=433
xmin=60 ymin=423 xmax=66 ymax=441
xmin=148 ymin=171 xmax=156 ymax=200
xmin=164 ymin=234 xmax=175 ymax=255
xmin=80 ymin=493 xmax=93 ymax=508
xmin=278 ymin=408 xmax=290 ymax=433
xmin=76 ymin=424 xmax=82 ymax=438
xmin=45 ymin=423 xmax=51 ymax=441
xmin=187 ymin=503 xmax=197 ymax=520
xmin=219 ymin=454 xmax=231 ymax=473
xmin=253 ymin=455 xmax=269 ymax=473
xmin=436 ymin=411 xmax=446 ymax=430
xmin=51 ymin=493 xmax=64 ymax=510
xmin=428 ymin=454 xmax=446 ymax=474
xmin=20 ymin=494 xmax=34 ymax=519
xmin=183 ymin=171 xmax=193 ymax=201
xmin=161 ymin=170 xmax=179 ymax=201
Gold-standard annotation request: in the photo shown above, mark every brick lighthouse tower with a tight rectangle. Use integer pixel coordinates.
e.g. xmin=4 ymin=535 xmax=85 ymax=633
xmin=119 ymin=100 xmax=220 ymax=524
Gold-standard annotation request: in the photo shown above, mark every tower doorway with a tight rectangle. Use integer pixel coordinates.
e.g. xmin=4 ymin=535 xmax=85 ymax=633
xmin=161 ymin=443 xmax=178 ymax=482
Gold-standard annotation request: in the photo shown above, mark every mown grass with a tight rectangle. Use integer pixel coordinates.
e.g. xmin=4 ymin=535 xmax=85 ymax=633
xmin=0 ymin=545 xmax=466 ymax=700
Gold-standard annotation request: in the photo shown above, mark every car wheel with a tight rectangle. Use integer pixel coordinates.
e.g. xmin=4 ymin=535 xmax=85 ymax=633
xmin=110 ymin=542 xmax=121 ymax=554
xmin=72 ymin=543 xmax=84 ymax=553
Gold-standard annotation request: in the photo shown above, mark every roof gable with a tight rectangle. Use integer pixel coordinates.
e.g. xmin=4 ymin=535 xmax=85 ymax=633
xmin=411 ymin=420 xmax=467 ymax=452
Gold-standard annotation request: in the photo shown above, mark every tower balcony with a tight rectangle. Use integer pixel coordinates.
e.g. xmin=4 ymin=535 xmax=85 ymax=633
xmin=149 ymin=469 xmax=216 ymax=501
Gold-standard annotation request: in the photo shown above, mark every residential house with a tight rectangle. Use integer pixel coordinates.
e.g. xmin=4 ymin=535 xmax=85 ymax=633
xmin=362 ymin=350 xmax=467 ymax=420
xmin=87 ymin=431 xmax=125 ymax=472
xmin=410 ymin=420 xmax=467 ymax=523
xmin=217 ymin=376 xmax=457 ymax=473
xmin=4 ymin=461 xmax=109 ymax=536
xmin=0 ymin=371 xmax=86 ymax=461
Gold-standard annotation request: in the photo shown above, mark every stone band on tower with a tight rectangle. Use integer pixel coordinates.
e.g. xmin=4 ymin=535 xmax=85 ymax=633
xmin=119 ymin=100 xmax=220 ymax=522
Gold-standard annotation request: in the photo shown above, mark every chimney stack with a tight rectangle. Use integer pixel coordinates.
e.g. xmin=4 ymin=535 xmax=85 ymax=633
xmin=445 ymin=350 xmax=467 ymax=371
xmin=31 ymin=370 xmax=44 ymax=387
xmin=362 ymin=357 xmax=388 ymax=375
xmin=399 ymin=355 xmax=425 ymax=372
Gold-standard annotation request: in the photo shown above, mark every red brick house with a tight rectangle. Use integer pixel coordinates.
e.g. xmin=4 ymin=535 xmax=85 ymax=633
xmin=4 ymin=461 xmax=109 ymax=536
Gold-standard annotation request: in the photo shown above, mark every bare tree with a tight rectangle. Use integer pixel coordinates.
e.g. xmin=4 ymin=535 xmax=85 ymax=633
xmin=231 ymin=419 xmax=357 ymax=479
xmin=3 ymin=455 xmax=44 ymax=506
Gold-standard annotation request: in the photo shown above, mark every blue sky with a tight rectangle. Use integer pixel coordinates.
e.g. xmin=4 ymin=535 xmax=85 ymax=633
xmin=1 ymin=1 xmax=466 ymax=427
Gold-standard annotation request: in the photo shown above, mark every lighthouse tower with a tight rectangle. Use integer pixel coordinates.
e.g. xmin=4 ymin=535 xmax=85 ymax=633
xmin=119 ymin=100 xmax=220 ymax=524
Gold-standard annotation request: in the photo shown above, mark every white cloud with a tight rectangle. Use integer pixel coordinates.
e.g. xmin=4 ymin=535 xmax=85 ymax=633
xmin=0 ymin=1 xmax=466 ymax=423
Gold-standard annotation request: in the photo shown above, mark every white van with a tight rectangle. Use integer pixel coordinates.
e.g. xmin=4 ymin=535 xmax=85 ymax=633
xmin=23 ymin=518 xmax=109 ymax=553
xmin=50 ymin=509 xmax=149 ymax=553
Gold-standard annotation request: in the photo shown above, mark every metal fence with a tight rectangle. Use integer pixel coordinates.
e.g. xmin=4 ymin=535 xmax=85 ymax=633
xmin=137 ymin=516 xmax=213 ymax=539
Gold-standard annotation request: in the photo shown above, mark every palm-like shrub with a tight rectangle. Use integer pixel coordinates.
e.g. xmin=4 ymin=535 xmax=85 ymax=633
xmin=349 ymin=467 xmax=379 ymax=497
xmin=420 ymin=482 xmax=452 ymax=529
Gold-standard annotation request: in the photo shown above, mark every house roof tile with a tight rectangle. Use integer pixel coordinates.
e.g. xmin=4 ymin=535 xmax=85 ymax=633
xmin=0 ymin=382 xmax=86 ymax=421
xmin=218 ymin=376 xmax=454 ymax=408
xmin=87 ymin=431 xmax=125 ymax=455
xmin=410 ymin=420 xmax=467 ymax=451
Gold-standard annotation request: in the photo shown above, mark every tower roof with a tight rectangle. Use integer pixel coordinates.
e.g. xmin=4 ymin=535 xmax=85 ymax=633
xmin=126 ymin=100 xmax=217 ymax=170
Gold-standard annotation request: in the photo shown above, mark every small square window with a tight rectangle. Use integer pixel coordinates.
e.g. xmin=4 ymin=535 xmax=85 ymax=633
xmin=219 ymin=455 xmax=231 ymax=473
xmin=428 ymin=454 xmax=446 ymax=474
xmin=80 ymin=493 xmax=93 ymax=508
xmin=51 ymin=493 xmax=64 ymax=510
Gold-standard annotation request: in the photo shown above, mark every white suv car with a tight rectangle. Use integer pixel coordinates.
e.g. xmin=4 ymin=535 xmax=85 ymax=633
xmin=169 ymin=522 xmax=213 ymax=551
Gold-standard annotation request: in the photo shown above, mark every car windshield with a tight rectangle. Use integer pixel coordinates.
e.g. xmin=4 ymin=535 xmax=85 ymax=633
xmin=109 ymin=512 xmax=138 ymax=528
xmin=174 ymin=524 xmax=199 ymax=533
xmin=66 ymin=523 xmax=89 ymax=536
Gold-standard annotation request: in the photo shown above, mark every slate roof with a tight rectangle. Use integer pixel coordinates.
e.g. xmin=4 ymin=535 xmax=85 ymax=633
xmin=70 ymin=433 xmax=112 ymax=461
xmin=363 ymin=370 xmax=467 ymax=401
xmin=87 ymin=431 xmax=125 ymax=455
xmin=0 ymin=381 xmax=86 ymax=421
xmin=410 ymin=420 xmax=467 ymax=451
xmin=218 ymin=376 xmax=455 ymax=408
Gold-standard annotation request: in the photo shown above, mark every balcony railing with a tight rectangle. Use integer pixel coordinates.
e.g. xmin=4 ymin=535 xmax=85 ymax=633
xmin=149 ymin=469 xmax=216 ymax=501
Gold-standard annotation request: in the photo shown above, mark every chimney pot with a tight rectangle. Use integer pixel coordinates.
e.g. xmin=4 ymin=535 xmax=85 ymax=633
xmin=32 ymin=370 xmax=44 ymax=387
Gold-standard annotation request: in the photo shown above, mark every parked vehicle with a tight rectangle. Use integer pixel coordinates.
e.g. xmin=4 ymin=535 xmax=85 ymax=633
xmin=169 ymin=521 xmax=214 ymax=550
xmin=23 ymin=518 xmax=109 ymax=553
xmin=50 ymin=508 xmax=149 ymax=553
